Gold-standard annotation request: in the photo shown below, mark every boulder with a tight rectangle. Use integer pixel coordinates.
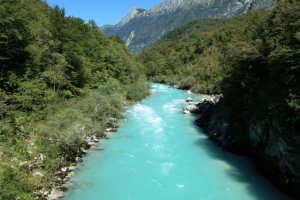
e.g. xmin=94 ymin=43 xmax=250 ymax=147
xmin=195 ymin=99 xmax=214 ymax=114
xmin=80 ymin=148 xmax=88 ymax=154
xmin=173 ymin=85 xmax=179 ymax=89
xmin=187 ymin=90 xmax=192 ymax=94
xmin=54 ymin=171 xmax=64 ymax=176
xmin=88 ymin=142 xmax=97 ymax=146
xmin=75 ymin=157 xmax=82 ymax=162
xmin=105 ymin=128 xmax=117 ymax=132
xmin=91 ymin=135 xmax=99 ymax=142
xmin=107 ymin=118 xmax=119 ymax=128
xmin=183 ymin=110 xmax=191 ymax=114
xmin=185 ymin=97 xmax=193 ymax=102
xmin=108 ymin=118 xmax=117 ymax=122
xmin=93 ymin=138 xmax=99 ymax=142
xmin=60 ymin=186 xmax=68 ymax=192
xmin=183 ymin=104 xmax=199 ymax=113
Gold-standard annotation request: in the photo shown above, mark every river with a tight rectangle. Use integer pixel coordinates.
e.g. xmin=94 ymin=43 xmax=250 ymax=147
xmin=63 ymin=83 xmax=292 ymax=200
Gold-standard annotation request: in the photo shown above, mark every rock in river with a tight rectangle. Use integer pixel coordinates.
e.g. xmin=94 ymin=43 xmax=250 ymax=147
xmin=185 ymin=97 xmax=193 ymax=102
xmin=183 ymin=110 xmax=191 ymax=114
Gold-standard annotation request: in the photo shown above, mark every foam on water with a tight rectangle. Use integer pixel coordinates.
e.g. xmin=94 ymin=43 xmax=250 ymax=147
xmin=64 ymin=83 xmax=293 ymax=200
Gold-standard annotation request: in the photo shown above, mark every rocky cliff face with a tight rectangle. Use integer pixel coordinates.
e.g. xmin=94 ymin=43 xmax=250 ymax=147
xmin=195 ymin=105 xmax=300 ymax=198
xmin=100 ymin=0 xmax=276 ymax=54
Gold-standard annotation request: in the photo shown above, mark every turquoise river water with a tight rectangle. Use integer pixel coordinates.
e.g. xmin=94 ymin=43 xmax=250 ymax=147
xmin=64 ymin=84 xmax=292 ymax=200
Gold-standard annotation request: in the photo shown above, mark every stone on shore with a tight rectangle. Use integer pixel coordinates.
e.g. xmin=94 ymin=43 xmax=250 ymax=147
xmin=105 ymin=128 xmax=117 ymax=132
xmin=183 ymin=104 xmax=199 ymax=113
xmin=60 ymin=186 xmax=68 ymax=192
xmin=47 ymin=189 xmax=64 ymax=199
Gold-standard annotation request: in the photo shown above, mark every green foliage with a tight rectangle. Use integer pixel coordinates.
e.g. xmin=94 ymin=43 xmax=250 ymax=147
xmin=152 ymin=17 xmax=243 ymax=46
xmin=0 ymin=1 xmax=150 ymax=199
xmin=108 ymin=35 xmax=125 ymax=45
xmin=136 ymin=20 xmax=236 ymax=94
xmin=219 ymin=0 xmax=300 ymax=129
xmin=0 ymin=162 xmax=33 ymax=200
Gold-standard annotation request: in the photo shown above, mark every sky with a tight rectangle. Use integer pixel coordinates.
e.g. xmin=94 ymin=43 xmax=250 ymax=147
xmin=45 ymin=0 xmax=163 ymax=27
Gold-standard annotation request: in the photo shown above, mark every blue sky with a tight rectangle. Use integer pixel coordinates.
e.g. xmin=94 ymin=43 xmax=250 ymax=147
xmin=45 ymin=0 xmax=163 ymax=27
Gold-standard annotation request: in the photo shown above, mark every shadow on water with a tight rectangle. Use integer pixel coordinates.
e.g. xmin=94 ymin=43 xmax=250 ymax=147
xmin=188 ymin=115 xmax=293 ymax=200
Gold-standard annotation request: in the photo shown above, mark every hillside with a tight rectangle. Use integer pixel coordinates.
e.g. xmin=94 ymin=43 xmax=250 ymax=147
xmin=100 ymin=0 xmax=276 ymax=55
xmin=151 ymin=16 xmax=243 ymax=46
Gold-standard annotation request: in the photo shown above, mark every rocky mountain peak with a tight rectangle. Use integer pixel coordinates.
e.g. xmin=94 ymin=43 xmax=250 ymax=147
xmin=119 ymin=7 xmax=145 ymax=26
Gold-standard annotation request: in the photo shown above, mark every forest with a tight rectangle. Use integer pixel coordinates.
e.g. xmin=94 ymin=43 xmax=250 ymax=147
xmin=136 ymin=0 xmax=300 ymax=132
xmin=0 ymin=0 xmax=149 ymax=199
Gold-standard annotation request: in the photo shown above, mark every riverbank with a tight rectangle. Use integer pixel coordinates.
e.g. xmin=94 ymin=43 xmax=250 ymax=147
xmin=0 ymin=79 xmax=151 ymax=200
xmin=46 ymin=96 xmax=150 ymax=200
xmin=195 ymin=104 xmax=300 ymax=199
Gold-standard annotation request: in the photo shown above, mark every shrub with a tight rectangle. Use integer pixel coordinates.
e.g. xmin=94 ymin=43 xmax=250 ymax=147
xmin=179 ymin=76 xmax=196 ymax=89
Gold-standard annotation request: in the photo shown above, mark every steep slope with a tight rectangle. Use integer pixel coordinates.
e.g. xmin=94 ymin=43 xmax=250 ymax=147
xmin=100 ymin=0 xmax=276 ymax=54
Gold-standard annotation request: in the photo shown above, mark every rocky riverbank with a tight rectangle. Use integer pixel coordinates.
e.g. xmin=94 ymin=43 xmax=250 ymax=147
xmin=26 ymin=118 xmax=119 ymax=200
xmin=43 ymin=98 xmax=149 ymax=200
xmin=194 ymin=104 xmax=300 ymax=199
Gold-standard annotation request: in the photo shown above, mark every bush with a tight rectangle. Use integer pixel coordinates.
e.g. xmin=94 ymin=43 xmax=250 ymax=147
xmin=198 ymin=84 xmax=208 ymax=94
xmin=207 ymin=84 xmax=215 ymax=94
xmin=179 ymin=76 xmax=196 ymax=90
xmin=126 ymin=78 xmax=150 ymax=101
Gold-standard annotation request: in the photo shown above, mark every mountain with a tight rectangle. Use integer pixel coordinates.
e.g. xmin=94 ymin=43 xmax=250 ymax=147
xmin=100 ymin=0 xmax=276 ymax=55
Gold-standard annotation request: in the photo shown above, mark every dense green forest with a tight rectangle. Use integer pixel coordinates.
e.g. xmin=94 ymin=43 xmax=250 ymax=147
xmin=151 ymin=16 xmax=243 ymax=46
xmin=0 ymin=0 xmax=149 ymax=199
xmin=136 ymin=15 xmax=249 ymax=93
xmin=136 ymin=0 xmax=300 ymax=130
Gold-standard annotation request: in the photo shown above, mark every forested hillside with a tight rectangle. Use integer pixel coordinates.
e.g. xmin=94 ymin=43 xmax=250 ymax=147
xmin=0 ymin=0 xmax=149 ymax=199
xmin=151 ymin=17 xmax=243 ymax=46
xmin=137 ymin=0 xmax=300 ymax=131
